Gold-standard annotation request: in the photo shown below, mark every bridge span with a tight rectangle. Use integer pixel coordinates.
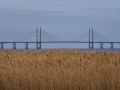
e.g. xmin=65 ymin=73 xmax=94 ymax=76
xmin=0 ymin=41 xmax=120 ymax=50
xmin=0 ymin=27 xmax=120 ymax=50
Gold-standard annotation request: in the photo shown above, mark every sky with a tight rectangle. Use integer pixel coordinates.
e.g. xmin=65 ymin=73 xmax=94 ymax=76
xmin=0 ymin=0 xmax=120 ymax=48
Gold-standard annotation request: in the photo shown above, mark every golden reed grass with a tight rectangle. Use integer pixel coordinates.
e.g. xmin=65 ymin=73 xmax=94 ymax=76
xmin=0 ymin=49 xmax=120 ymax=90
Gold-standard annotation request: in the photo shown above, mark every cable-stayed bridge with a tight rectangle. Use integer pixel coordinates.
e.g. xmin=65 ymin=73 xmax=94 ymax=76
xmin=14 ymin=28 xmax=112 ymax=42
xmin=0 ymin=27 xmax=120 ymax=50
xmin=14 ymin=28 xmax=62 ymax=42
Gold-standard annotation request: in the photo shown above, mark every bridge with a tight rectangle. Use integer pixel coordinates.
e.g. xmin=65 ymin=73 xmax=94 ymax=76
xmin=0 ymin=27 xmax=120 ymax=49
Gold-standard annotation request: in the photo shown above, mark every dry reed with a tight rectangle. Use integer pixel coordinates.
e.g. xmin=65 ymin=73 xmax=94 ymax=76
xmin=0 ymin=49 xmax=120 ymax=90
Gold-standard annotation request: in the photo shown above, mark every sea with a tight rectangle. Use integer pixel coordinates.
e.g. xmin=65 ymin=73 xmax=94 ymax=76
xmin=2 ymin=48 xmax=120 ymax=52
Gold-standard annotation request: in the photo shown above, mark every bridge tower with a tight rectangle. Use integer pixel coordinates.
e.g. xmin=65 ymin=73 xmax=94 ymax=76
xmin=89 ymin=28 xmax=94 ymax=49
xmin=39 ymin=27 xmax=41 ymax=49
xmin=36 ymin=27 xmax=42 ymax=49
xmin=36 ymin=27 xmax=39 ymax=49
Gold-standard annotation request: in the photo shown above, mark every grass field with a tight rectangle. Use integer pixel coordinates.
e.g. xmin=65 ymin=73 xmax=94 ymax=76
xmin=0 ymin=49 xmax=120 ymax=90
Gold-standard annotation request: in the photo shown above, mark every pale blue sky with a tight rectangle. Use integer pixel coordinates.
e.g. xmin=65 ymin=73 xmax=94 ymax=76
xmin=0 ymin=0 xmax=120 ymax=48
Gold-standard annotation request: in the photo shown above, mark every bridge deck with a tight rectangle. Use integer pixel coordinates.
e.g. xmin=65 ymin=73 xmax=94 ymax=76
xmin=0 ymin=41 xmax=120 ymax=49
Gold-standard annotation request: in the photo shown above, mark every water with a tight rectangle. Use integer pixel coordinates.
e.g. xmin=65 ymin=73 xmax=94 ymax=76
xmin=2 ymin=48 xmax=120 ymax=52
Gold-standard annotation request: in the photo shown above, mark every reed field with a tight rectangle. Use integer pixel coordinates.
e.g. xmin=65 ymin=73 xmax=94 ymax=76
xmin=0 ymin=49 xmax=120 ymax=90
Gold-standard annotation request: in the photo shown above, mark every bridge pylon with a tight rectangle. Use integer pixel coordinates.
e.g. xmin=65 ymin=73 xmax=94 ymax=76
xmin=36 ymin=27 xmax=41 ymax=49
xmin=89 ymin=28 xmax=94 ymax=49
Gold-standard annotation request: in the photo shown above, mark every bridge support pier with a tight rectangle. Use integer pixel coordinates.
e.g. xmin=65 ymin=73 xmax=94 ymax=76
xmin=100 ymin=43 xmax=103 ymax=49
xmin=25 ymin=42 xmax=28 ymax=49
xmin=1 ymin=43 xmax=3 ymax=49
xmin=111 ymin=43 xmax=113 ymax=49
xmin=89 ymin=42 xmax=93 ymax=49
xmin=13 ymin=43 xmax=16 ymax=49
